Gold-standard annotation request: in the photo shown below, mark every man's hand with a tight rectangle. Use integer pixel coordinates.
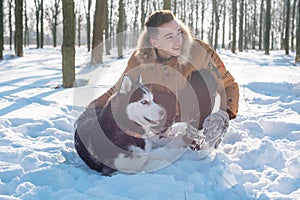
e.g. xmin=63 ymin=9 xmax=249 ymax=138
xmin=202 ymin=110 xmax=229 ymax=149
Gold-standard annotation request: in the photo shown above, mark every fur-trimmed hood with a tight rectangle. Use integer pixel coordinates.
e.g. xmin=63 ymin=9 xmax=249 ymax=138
xmin=135 ymin=20 xmax=194 ymax=65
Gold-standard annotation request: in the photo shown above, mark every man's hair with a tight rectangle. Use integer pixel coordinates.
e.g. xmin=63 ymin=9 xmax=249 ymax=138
xmin=145 ymin=10 xmax=175 ymax=28
xmin=145 ymin=10 xmax=176 ymax=38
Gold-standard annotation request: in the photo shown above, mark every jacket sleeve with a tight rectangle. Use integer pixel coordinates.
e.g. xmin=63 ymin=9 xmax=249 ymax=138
xmin=201 ymin=42 xmax=239 ymax=119
xmin=88 ymin=51 xmax=140 ymax=110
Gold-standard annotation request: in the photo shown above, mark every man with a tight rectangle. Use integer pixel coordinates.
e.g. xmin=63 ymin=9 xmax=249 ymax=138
xmin=89 ymin=10 xmax=239 ymax=150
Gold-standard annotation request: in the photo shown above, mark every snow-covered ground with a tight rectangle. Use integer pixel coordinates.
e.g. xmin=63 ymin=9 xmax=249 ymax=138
xmin=0 ymin=46 xmax=300 ymax=200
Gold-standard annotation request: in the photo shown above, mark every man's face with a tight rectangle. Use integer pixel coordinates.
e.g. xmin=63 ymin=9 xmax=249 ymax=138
xmin=150 ymin=20 xmax=183 ymax=59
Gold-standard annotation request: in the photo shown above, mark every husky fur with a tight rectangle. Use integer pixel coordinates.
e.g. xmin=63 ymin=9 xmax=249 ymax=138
xmin=74 ymin=75 xmax=166 ymax=175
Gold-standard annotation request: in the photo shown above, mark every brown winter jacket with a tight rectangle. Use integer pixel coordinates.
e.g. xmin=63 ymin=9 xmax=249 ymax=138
xmin=89 ymin=22 xmax=239 ymax=120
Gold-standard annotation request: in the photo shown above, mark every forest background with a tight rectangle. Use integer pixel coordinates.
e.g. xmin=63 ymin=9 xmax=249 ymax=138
xmin=0 ymin=0 xmax=299 ymax=87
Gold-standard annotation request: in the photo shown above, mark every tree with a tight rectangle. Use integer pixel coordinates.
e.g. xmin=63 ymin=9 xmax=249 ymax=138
xmin=231 ymin=0 xmax=237 ymax=53
xmin=24 ymin=1 xmax=29 ymax=47
xmin=296 ymin=0 xmax=300 ymax=62
xmin=174 ymin=0 xmax=177 ymax=15
xmin=213 ymin=0 xmax=220 ymax=49
xmin=238 ymin=0 xmax=244 ymax=52
xmin=0 ymin=0 xmax=3 ymax=60
xmin=285 ymin=0 xmax=290 ymax=55
xmin=259 ymin=0 xmax=264 ymax=50
xmin=291 ymin=0 xmax=297 ymax=51
xmin=264 ymin=0 xmax=271 ymax=55
xmin=252 ymin=0 xmax=257 ymax=49
xmin=34 ymin=0 xmax=40 ymax=48
xmin=244 ymin=2 xmax=248 ymax=49
xmin=91 ymin=0 xmax=106 ymax=64
xmin=8 ymin=0 xmax=13 ymax=50
xmin=221 ymin=0 xmax=227 ymax=49
xmin=15 ymin=0 xmax=23 ymax=57
xmin=201 ymin=0 xmax=205 ymax=40
xmin=141 ymin=0 xmax=146 ymax=29
xmin=45 ymin=0 xmax=61 ymax=47
xmin=163 ymin=0 xmax=171 ymax=10
xmin=105 ymin=0 xmax=110 ymax=55
xmin=195 ymin=0 xmax=200 ymax=37
xmin=53 ymin=0 xmax=61 ymax=48
xmin=76 ymin=2 xmax=83 ymax=47
xmin=117 ymin=0 xmax=124 ymax=58
xmin=83 ymin=0 xmax=92 ymax=51
xmin=62 ymin=0 xmax=75 ymax=88
xmin=40 ymin=0 xmax=44 ymax=48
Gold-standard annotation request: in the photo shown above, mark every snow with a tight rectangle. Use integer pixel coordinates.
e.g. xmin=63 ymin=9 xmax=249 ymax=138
xmin=1 ymin=46 xmax=300 ymax=200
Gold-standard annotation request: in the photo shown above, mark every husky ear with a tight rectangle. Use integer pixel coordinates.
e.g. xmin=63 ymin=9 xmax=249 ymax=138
xmin=119 ymin=75 xmax=132 ymax=94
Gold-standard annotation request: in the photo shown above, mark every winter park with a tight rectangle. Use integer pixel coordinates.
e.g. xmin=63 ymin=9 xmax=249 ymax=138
xmin=1 ymin=0 xmax=300 ymax=200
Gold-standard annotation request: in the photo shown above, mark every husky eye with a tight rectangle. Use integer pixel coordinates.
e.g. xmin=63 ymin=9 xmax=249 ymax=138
xmin=140 ymin=100 xmax=149 ymax=105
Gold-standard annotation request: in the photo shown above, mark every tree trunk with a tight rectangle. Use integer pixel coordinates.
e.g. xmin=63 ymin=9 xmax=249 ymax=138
xmin=228 ymin=1 xmax=232 ymax=48
xmin=40 ymin=0 xmax=44 ymax=48
xmin=34 ymin=0 xmax=40 ymax=48
xmin=0 ymin=0 xmax=3 ymax=60
xmin=117 ymin=0 xmax=124 ymax=58
xmin=231 ymin=0 xmax=237 ymax=53
xmin=174 ymin=0 xmax=177 ymax=15
xmin=264 ymin=0 xmax=271 ymax=55
xmin=252 ymin=0 xmax=257 ymax=49
xmin=210 ymin=3 xmax=215 ymax=46
xmin=244 ymin=2 xmax=248 ymax=50
xmin=291 ymin=0 xmax=297 ymax=51
xmin=285 ymin=0 xmax=290 ymax=55
xmin=24 ymin=1 xmax=29 ymax=47
xmin=213 ymin=0 xmax=219 ymax=49
xmin=221 ymin=0 xmax=226 ymax=49
xmin=195 ymin=0 xmax=199 ymax=37
xmin=259 ymin=0 xmax=264 ymax=50
xmin=77 ymin=14 xmax=82 ymax=47
xmin=62 ymin=0 xmax=75 ymax=88
xmin=110 ymin=0 xmax=113 ymax=47
xmin=238 ymin=0 xmax=244 ymax=52
xmin=15 ymin=0 xmax=23 ymax=57
xmin=105 ymin=0 xmax=110 ymax=55
xmin=85 ymin=0 xmax=91 ymax=51
xmin=201 ymin=0 xmax=205 ymax=40
xmin=141 ymin=0 xmax=146 ymax=29
xmin=9 ymin=0 xmax=12 ymax=50
xmin=295 ymin=0 xmax=300 ymax=62
xmin=91 ymin=0 xmax=106 ymax=64
xmin=163 ymin=0 xmax=171 ymax=10
xmin=53 ymin=0 xmax=60 ymax=48
xmin=188 ymin=1 xmax=194 ymax=30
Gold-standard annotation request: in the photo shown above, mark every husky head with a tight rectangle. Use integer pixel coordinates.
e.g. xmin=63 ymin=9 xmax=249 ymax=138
xmin=117 ymin=74 xmax=166 ymax=136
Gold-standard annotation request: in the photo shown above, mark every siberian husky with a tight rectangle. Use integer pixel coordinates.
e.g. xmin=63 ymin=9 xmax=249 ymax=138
xmin=74 ymin=74 xmax=166 ymax=175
